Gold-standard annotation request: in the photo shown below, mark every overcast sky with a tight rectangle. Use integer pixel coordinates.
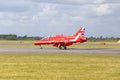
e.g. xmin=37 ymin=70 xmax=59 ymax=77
xmin=0 ymin=0 xmax=120 ymax=37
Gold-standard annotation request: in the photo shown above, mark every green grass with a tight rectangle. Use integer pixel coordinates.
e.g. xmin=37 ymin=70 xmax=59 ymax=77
xmin=0 ymin=53 xmax=120 ymax=80
xmin=0 ymin=40 xmax=120 ymax=49
xmin=0 ymin=40 xmax=120 ymax=80
xmin=68 ymin=42 xmax=120 ymax=49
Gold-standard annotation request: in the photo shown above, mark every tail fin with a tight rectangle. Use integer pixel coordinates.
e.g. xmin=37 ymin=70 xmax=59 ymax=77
xmin=74 ymin=27 xmax=85 ymax=36
xmin=70 ymin=27 xmax=86 ymax=42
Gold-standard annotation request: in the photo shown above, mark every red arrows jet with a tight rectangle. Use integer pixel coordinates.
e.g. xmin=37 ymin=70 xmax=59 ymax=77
xmin=34 ymin=27 xmax=87 ymax=49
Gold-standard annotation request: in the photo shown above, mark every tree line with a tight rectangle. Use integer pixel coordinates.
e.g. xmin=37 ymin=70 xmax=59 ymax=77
xmin=88 ymin=36 xmax=120 ymax=42
xmin=0 ymin=34 xmax=42 ymax=40
xmin=0 ymin=34 xmax=119 ymax=41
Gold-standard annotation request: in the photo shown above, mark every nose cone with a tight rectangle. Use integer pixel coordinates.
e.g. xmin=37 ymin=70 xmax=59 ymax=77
xmin=34 ymin=41 xmax=41 ymax=45
xmin=34 ymin=42 xmax=38 ymax=45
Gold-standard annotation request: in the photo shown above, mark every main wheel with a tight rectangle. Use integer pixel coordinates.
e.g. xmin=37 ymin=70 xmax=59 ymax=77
xmin=64 ymin=46 xmax=67 ymax=49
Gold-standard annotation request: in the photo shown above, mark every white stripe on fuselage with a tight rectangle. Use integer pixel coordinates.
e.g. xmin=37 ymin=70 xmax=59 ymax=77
xmin=70 ymin=33 xmax=81 ymax=42
xmin=70 ymin=27 xmax=85 ymax=42
xmin=81 ymin=27 xmax=85 ymax=31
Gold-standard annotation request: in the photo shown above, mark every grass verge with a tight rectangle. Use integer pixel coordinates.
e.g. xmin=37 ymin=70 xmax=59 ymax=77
xmin=0 ymin=53 xmax=120 ymax=80
xmin=0 ymin=41 xmax=120 ymax=49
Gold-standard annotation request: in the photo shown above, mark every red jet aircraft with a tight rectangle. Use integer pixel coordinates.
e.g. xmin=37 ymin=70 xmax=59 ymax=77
xmin=34 ymin=27 xmax=87 ymax=49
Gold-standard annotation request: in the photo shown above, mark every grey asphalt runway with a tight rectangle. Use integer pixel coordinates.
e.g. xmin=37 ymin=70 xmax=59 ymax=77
xmin=0 ymin=48 xmax=120 ymax=54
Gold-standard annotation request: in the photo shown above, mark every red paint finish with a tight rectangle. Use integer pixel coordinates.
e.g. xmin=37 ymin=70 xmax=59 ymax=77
xmin=34 ymin=27 xmax=87 ymax=49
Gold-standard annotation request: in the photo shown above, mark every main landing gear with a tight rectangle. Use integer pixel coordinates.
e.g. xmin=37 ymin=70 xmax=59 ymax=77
xmin=39 ymin=44 xmax=67 ymax=49
xmin=64 ymin=46 xmax=67 ymax=49
xmin=58 ymin=44 xmax=67 ymax=50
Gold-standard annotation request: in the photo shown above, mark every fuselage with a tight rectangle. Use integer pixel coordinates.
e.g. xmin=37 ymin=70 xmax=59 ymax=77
xmin=34 ymin=27 xmax=87 ymax=49
xmin=34 ymin=35 xmax=87 ymax=47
